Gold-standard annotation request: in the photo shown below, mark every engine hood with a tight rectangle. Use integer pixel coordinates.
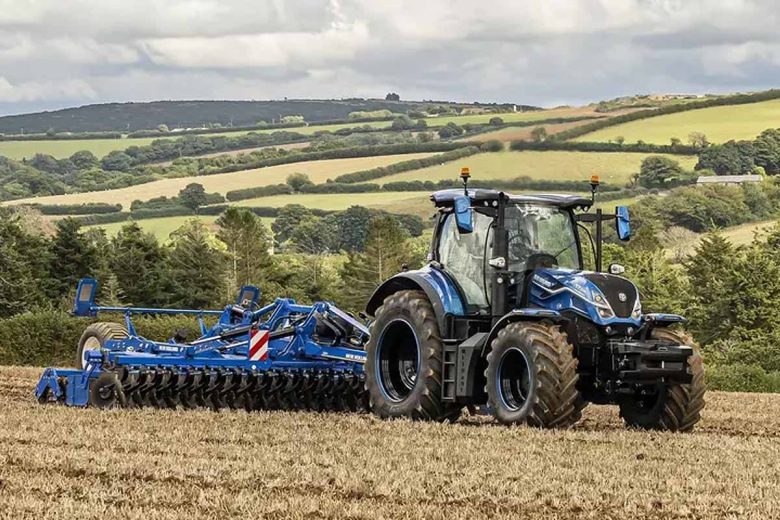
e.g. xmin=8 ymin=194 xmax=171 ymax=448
xmin=529 ymin=268 xmax=641 ymax=325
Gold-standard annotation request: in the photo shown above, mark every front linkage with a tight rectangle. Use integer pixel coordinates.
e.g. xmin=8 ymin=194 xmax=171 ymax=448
xmin=36 ymin=278 xmax=369 ymax=412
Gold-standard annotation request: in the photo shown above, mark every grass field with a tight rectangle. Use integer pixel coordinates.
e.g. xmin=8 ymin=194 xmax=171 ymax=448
xmin=5 ymin=153 xmax=434 ymax=209
xmin=1 ymin=365 xmax=779 ymax=519
xmin=465 ymin=119 xmax=601 ymax=143
xmin=379 ymin=151 xmax=698 ymax=186
xmin=235 ymin=191 xmax=432 ymax=213
xmin=85 ymin=215 xmax=276 ymax=241
xmin=575 ymin=99 xmax=780 ymax=145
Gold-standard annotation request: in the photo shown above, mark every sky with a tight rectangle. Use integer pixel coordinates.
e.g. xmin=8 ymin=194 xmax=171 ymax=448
xmin=0 ymin=0 xmax=778 ymax=115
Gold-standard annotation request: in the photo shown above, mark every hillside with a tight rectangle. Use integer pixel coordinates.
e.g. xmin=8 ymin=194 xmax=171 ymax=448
xmin=575 ymin=98 xmax=780 ymax=144
xmin=0 ymin=99 xmax=425 ymax=134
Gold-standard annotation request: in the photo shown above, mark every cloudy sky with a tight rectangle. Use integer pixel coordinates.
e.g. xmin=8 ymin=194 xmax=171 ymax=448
xmin=0 ymin=0 xmax=777 ymax=115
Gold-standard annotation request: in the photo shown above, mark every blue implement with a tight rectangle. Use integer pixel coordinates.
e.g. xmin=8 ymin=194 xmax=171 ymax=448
xmin=36 ymin=279 xmax=370 ymax=412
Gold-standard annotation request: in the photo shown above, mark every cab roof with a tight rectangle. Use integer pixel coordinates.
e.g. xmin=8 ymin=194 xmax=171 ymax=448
xmin=430 ymin=188 xmax=592 ymax=209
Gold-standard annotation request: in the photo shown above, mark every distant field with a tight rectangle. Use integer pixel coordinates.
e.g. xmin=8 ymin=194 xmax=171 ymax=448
xmin=467 ymin=119 xmax=601 ymax=143
xmin=5 ymin=153 xmax=434 ymax=209
xmin=425 ymin=106 xmax=598 ymax=126
xmin=86 ymin=215 xmax=275 ymax=241
xmin=0 ymin=136 xmax=165 ymax=160
xmin=0 ymin=107 xmax=603 ymax=160
xmin=234 ymin=191 xmax=431 ymax=212
xmin=575 ymin=99 xmax=780 ymax=144
xmin=379 ymin=151 xmax=698 ymax=186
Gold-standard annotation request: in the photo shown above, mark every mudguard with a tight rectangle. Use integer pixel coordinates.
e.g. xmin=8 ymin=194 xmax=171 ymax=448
xmin=365 ymin=266 xmax=466 ymax=333
xmin=480 ymin=308 xmax=569 ymax=356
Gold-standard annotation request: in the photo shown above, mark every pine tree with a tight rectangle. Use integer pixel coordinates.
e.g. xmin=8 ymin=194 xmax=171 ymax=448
xmin=0 ymin=209 xmax=50 ymax=317
xmin=110 ymin=223 xmax=167 ymax=306
xmin=216 ymin=207 xmax=273 ymax=294
xmin=48 ymin=218 xmax=96 ymax=298
xmin=166 ymin=219 xmax=227 ymax=308
xmin=685 ymin=233 xmax=737 ymax=343
xmin=340 ymin=216 xmax=411 ymax=310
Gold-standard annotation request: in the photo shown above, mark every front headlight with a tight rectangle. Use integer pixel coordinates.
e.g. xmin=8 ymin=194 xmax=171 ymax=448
xmin=597 ymin=306 xmax=615 ymax=319
xmin=631 ymin=297 xmax=642 ymax=319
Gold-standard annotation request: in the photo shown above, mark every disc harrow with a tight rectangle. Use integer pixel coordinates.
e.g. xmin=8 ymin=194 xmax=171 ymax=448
xmin=92 ymin=366 xmax=369 ymax=412
xmin=35 ymin=278 xmax=370 ymax=413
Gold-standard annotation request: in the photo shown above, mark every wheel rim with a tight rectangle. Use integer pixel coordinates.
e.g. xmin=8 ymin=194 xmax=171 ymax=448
xmin=632 ymin=384 xmax=662 ymax=411
xmin=81 ymin=336 xmax=101 ymax=368
xmin=496 ymin=347 xmax=532 ymax=412
xmin=376 ymin=319 xmax=420 ymax=402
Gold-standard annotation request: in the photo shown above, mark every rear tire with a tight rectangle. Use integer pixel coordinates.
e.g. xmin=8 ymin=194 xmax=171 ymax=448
xmin=485 ymin=321 xmax=581 ymax=428
xmin=76 ymin=322 xmax=128 ymax=369
xmin=618 ymin=328 xmax=706 ymax=432
xmin=365 ymin=290 xmax=461 ymax=422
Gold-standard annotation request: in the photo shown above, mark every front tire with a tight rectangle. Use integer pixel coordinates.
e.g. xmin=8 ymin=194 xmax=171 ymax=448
xmin=365 ymin=290 xmax=461 ymax=421
xmin=618 ymin=328 xmax=706 ymax=432
xmin=485 ymin=321 xmax=581 ymax=428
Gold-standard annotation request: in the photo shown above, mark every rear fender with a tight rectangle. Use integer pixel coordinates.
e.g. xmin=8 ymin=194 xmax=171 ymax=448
xmin=365 ymin=268 xmax=466 ymax=334
xmin=481 ymin=308 xmax=569 ymax=356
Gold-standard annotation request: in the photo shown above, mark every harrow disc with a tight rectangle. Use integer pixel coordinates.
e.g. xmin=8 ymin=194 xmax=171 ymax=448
xmin=90 ymin=366 xmax=369 ymax=414
xmin=89 ymin=371 xmax=126 ymax=409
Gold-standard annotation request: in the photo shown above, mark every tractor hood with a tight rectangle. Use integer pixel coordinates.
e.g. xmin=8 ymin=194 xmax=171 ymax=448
xmin=529 ymin=268 xmax=641 ymax=326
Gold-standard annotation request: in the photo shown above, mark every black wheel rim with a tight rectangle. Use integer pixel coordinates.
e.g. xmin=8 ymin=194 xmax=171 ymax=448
xmin=376 ymin=319 xmax=420 ymax=402
xmin=633 ymin=384 xmax=662 ymax=411
xmin=496 ymin=347 xmax=532 ymax=412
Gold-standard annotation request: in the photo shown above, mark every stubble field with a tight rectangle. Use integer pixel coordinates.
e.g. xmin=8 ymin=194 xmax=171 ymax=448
xmin=1 ymin=366 xmax=779 ymax=519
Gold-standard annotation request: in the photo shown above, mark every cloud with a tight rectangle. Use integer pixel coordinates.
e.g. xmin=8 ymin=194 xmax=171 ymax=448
xmin=0 ymin=0 xmax=777 ymax=113
xmin=0 ymin=77 xmax=97 ymax=103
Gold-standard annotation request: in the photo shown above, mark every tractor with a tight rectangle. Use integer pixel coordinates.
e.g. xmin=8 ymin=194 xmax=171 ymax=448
xmin=364 ymin=169 xmax=705 ymax=431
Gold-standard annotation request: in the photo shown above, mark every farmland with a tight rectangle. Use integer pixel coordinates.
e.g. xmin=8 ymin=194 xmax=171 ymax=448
xmin=380 ymin=151 xmax=698 ymax=186
xmin=1 ymin=365 xmax=778 ymax=519
xmin=5 ymin=153 xmax=435 ymax=209
xmin=0 ymin=107 xmax=600 ymax=160
xmin=575 ymin=98 xmax=780 ymax=145
xmin=86 ymin=215 xmax=273 ymax=241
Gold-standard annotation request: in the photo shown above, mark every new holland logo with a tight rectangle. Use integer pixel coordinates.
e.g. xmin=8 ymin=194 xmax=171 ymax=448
xmin=618 ymin=292 xmax=628 ymax=302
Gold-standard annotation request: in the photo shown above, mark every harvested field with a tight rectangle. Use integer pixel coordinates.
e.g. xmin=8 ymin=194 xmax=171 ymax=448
xmin=4 ymin=153 xmax=435 ymax=209
xmin=1 ymin=365 xmax=778 ymax=519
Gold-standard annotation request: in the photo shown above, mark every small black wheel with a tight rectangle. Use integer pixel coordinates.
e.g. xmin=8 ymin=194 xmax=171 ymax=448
xmin=89 ymin=372 xmax=127 ymax=409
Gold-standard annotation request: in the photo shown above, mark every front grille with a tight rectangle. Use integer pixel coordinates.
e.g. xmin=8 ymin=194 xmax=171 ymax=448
xmin=583 ymin=273 xmax=637 ymax=318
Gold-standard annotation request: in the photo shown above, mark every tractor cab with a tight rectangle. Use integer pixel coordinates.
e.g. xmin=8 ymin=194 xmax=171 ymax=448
xmin=364 ymin=168 xmax=705 ymax=431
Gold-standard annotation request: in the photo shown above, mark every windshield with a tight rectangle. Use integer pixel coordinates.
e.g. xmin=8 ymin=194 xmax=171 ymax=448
xmin=505 ymin=203 xmax=580 ymax=271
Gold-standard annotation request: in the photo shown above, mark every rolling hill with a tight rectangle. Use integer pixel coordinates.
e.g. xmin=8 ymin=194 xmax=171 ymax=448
xmin=575 ymin=98 xmax=780 ymax=144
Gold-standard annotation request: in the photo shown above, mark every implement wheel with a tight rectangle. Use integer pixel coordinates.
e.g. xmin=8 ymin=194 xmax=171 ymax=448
xmin=365 ymin=290 xmax=461 ymax=422
xmin=618 ymin=328 xmax=706 ymax=432
xmin=485 ymin=321 xmax=581 ymax=428
xmin=89 ymin=372 xmax=127 ymax=409
xmin=76 ymin=322 xmax=128 ymax=369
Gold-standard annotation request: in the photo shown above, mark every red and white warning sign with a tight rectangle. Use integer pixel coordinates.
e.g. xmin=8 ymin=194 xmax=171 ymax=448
xmin=248 ymin=329 xmax=270 ymax=361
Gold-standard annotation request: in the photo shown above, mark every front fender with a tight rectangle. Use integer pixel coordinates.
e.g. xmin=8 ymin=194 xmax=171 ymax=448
xmin=365 ymin=267 xmax=466 ymax=333
xmin=481 ymin=308 xmax=568 ymax=356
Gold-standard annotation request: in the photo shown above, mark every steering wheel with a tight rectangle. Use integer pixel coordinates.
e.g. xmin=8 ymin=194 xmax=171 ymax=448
xmin=525 ymin=252 xmax=558 ymax=270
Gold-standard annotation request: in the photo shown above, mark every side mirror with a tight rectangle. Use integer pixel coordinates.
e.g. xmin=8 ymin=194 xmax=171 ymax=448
xmin=453 ymin=195 xmax=473 ymax=234
xmin=615 ymin=206 xmax=630 ymax=241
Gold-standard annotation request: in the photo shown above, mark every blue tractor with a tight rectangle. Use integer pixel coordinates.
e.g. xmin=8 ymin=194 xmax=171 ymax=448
xmin=364 ymin=170 xmax=705 ymax=430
